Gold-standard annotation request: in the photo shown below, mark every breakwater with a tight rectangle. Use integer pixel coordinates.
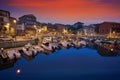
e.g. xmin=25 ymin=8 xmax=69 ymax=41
xmin=0 ymin=39 xmax=38 ymax=49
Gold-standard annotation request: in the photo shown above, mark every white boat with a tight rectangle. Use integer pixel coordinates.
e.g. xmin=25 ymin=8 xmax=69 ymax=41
xmin=41 ymin=43 xmax=53 ymax=52
xmin=60 ymin=41 xmax=71 ymax=48
xmin=6 ymin=50 xmax=21 ymax=60
xmin=33 ymin=46 xmax=44 ymax=53
xmin=5 ymin=51 xmax=14 ymax=60
xmin=29 ymin=47 xmax=38 ymax=56
xmin=22 ymin=48 xmax=33 ymax=57
xmin=13 ymin=50 xmax=21 ymax=59
xmin=73 ymin=41 xmax=81 ymax=48
xmin=79 ymin=40 xmax=87 ymax=47
xmin=50 ymin=43 xmax=60 ymax=50
xmin=94 ymin=40 xmax=102 ymax=44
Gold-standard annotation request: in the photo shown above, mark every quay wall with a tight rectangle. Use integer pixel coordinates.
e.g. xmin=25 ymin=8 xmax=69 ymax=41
xmin=0 ymin=39 xmax=38 ymax=49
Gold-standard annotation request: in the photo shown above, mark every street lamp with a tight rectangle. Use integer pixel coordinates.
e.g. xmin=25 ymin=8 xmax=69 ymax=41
xmin=1 ymin=48 xmax=4 ymax=53
xmin=5 ymin=23 xmax=10 ymax=34
xmin=34 ymin=25 xmax=37 ymax=38
xmin=112 ymin=31 xmax=116 ymax=38
xmin=113 ymin=31 xmax=115 ymax=34
xmin=13 ymin=20 xmax=17 ymax=23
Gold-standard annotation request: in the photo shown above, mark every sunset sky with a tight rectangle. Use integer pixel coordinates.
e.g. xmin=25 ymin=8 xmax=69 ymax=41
xmin=0 ymin=0 xmax=120 ymax=25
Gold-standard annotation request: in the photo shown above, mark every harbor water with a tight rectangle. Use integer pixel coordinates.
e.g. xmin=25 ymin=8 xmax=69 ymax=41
xmin=0 ymin=48 xmax=120 ymax=80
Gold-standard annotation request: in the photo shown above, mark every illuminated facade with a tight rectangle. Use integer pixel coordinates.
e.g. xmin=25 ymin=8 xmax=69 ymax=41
xmin=17 ymin=14 xmax=40 ymax=36
xmin=0 ymin=10 xmax=16 ymax=36
xmin=99 ymin=22 xmax=120 ymax=38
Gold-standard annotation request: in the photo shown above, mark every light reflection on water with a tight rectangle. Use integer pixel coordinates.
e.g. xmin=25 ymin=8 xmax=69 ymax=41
xmin=0 ymin=48 xmax=120 ymax=80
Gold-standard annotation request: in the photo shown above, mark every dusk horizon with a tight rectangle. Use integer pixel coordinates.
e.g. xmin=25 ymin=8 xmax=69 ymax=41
xmin=0 ymin=0 xmax=120 ymax=80
xmin=0 ymin=0 xmax=120 ymax=25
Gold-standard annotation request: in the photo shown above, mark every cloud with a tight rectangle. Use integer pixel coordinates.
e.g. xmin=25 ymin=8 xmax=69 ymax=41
xmin=4 ymin=0 xmax=119 ymax=17
xmin=0 ymin=0 xmax=119 ymax=24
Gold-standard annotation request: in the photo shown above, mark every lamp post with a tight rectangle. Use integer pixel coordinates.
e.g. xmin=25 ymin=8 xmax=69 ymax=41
xmin=12 ymin=19 xmax=17 ymax=41
xmin=113 ymin=31 xmax=116 ymax=38
xmin=34 ymin=25 xmax=37 ymax=38
xmin=13 ymin=20 xmax=17 ymax=23
xmin=5 ymin=23 xmax=10 ymax=34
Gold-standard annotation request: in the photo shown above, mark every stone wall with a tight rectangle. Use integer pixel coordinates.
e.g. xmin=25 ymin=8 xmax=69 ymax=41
xmin=0 ymin=40 xmax=38 ymax=49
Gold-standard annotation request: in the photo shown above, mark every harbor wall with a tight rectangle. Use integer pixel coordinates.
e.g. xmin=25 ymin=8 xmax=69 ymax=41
xmin=0 ymin=39 xmax=38 ymax=49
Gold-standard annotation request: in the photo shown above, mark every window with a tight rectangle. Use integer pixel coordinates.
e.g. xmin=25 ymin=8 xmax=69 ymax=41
xmin=0 ymin=12 xmax=8 ymax=17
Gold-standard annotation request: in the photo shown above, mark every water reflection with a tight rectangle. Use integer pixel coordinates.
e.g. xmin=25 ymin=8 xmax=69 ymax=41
xmin=0 ymin=55 xmax=15 ymax=70
xmin=0 ymin=47 xmax=120 ymax=80
xmin=97 ymin=46 xmax=117 ymax=56
xmin=0 ymin=45 xmax=120 ymax=71
xmin=16 ymin=68 xmax=21 ymax=74
xmin=97 ymin=43 xmax=120 ymax=57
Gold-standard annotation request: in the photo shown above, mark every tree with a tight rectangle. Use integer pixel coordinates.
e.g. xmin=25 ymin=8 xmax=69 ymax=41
xmin=68 ymin=25 xmax=76 ymax=30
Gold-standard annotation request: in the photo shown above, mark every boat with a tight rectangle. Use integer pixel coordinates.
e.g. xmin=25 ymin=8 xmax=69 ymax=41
xmin=22 ymin=47 xmax=34 ymax=57
xmin=50 ymin=43 xmax=61 ymax=50
xmin=0 ymin=51 xmax=15 ymax=70
xmin=97 ymin=43 xmax=118 ymax=56
xmin=18 ymin=47 xmax=38 ymax=61
xmin=72 ymin=41 xmax=81 ymax=49
xmin=79 ymin=40 xmax=87 ymax=47
xmin=33 ymin=46 xmax=44 ymax=53
xmin=41 ymin=42 xmax=54 ymax=52
xmin=60 ymin=41 xmax=71 ymax=48
xmin=6 ymin=50 xmax=21 ymax=61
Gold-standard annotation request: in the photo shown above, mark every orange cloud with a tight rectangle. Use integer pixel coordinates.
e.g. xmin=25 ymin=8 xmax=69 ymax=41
xmin=5 ymin=0 xmax=120 ymax=24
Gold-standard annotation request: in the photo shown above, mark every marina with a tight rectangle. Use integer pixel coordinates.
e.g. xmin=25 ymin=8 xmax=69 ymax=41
xmin=0 ymin=2 xmax=120 ymax=80
xmin=0 ymin=37 xmax=120 ymax=71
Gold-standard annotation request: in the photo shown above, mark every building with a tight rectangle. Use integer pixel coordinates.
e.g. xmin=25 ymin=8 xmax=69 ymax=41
xmin=16 ymin=23 xmax=25 ymax=36
xmin=84 ymin=24 xmax=100 ymax=36
xmin=19 ymin=14 xmax=36 ymax=27
xmin=93 ymin=24 xmax=100 ymax=34
xmin=9 ymin=17 xmax=17 ymax=35
xmin=0 ymin=10 xmax=10 ymax=22
xmin=17 ymin=14 xmax=40 ymax=36
xmin=41 ymin=23 xmax=67 ymax=36
xmin=0 ymin=10 xmax=17 ymax=36
xmin=54 ymin=23 xmax=66 ymax=33
xmin=46 ymin=23 xmax=54 ymax=32
xmin=99 ymin=22 xmax=120 ymax=38
xmin=83 ymin=25 xmax=95 ymax=36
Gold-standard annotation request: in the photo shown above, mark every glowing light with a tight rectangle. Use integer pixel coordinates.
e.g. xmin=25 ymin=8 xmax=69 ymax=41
xmin=41 ymin=26 xmax=47 ymax=31
xmin=84 ymin=29 xmax=87 ymax=36
xmin=16 ymin=69 xmax=21 ymax=74
xmin=6 ymin=23 xmax=10 ymax=26
xmin=113 ymin=31 xmax=115 ymax=34
xmin=91 ymin=33 xmax=93 ymax=36
xmin=34 ymin=25 xmax=37 ymax=29
xmin=63 ymin=29 xmax=68 ymax=34
xmin=110 ymin=49 xmax=114 ymax=51
xmin=13 ymin=20 xmax=17 ymax=23
xmin=5 ymin=23 xmax=10 ymax=28
xmin=1 ymin=48 xmax=4 ymax=50
xmin=38 ymin=29 xmax=41 ymax=32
